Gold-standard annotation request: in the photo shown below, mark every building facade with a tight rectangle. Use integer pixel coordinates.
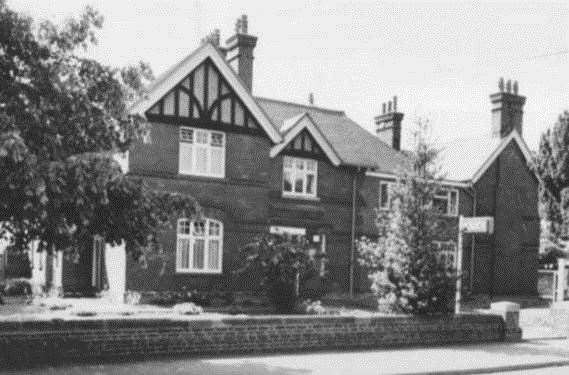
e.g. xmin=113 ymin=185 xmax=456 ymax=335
xmin=37 ymin=16 xmax=539 ymax=297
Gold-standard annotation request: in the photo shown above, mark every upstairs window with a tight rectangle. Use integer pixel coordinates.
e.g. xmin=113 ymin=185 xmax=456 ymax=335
xmin=433 ymin=189 xmax=459 ymax=216
xmin=179 ymin=127 xmax=225 ymax=178
xmin=176 ymin=218 xmax=223 ymax=273
xmin=379 ymin=181 xmax=394 ymax=210
xmin=282 ymin=156 xmax=317 ymax=198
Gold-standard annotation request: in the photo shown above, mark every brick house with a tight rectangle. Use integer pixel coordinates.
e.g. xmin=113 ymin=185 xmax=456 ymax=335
xmin=34 ymin=16 xmax=539 ymax=298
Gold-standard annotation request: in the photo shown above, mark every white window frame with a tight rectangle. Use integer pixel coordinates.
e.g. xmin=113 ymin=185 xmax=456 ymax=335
xmin=379 ymin=181 xmax=394 ymax=210
xmin=178 ymin=126 xmax=226 ymax=178
xmin=176 ymin=218 xmax=223 ymax=274
xmin=433 ymin=189 xmax=459 ymax=216
xmin=282 ymin=156 xmax=318 ymax=199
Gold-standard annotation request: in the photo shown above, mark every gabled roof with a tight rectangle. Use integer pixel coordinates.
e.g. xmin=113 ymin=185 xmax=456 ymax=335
xmin=269 ymin=113 xmax=341 ymax=166
xmin=129 ymin=43 xmax=282 ymax=143
xmin=437 ymin=130 xmax=535 ymax=183
xmin=256 ymin=97 xmax=412 ymax=172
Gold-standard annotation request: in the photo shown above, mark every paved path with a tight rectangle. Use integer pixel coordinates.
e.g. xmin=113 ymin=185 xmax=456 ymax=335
xmin=3 ymin=338 xmax=569 ymax=375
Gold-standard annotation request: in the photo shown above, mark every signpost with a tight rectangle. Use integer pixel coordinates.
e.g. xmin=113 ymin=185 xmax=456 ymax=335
xmin=455 ymin=216 xmax=494 ymax=313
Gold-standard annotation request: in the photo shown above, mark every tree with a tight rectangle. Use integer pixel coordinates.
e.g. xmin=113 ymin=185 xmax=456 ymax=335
xmin=0 ymin=2 xmax=197 ymax=261
xmin=536 ymin=111 xmax=569 ymax=241
xmin=358 ymin=120 xmax=456 ymax=315
xmin=237 ymin=234 xmax=325 ymax=314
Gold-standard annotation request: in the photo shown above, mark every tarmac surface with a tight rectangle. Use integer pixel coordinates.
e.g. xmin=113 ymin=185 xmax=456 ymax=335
xmin=2 ymin=338 xmax=569 ymax=375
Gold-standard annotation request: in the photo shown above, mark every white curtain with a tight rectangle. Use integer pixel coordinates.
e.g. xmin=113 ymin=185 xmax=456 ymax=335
xmin=104 ymin=241 xmax=126 ymax=303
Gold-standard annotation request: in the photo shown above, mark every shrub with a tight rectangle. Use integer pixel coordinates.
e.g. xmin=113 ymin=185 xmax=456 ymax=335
xmin=1 ymin=278 xmax=32 ymax=296
xmin=173 ymin=302 xmax=203 ymax=315
xmin=237 ymin=234 xmax=325 ymax=314
xmin=358 ymin=120 xmax=457 ymax=315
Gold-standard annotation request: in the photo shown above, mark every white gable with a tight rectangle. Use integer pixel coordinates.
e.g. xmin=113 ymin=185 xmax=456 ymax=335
xmin=129 ymin=43 xmax=282 ymax=143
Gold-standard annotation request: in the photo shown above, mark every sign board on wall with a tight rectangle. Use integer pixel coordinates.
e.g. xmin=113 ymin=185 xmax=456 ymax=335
xmin=459 ymin=217 xmax=494 ymax=234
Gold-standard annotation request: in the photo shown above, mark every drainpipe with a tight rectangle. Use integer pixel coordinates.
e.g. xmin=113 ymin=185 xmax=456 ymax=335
xmin=469 ymin=184 xmax=477 ymax=291
xmin=349 ymin=168 xmax=360 ymax=298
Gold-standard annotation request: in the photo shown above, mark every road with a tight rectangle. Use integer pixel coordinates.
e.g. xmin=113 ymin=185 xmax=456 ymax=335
xmin=2 ymin=339 xmax=569 ymax=375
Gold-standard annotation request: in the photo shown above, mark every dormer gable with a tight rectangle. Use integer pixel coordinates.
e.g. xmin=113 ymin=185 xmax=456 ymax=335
xmin=270 ymin=113 xmax=341 ymax=166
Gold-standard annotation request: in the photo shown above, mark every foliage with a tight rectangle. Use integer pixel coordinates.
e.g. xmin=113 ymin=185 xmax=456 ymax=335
xmin=536 ymin=111 xmax=569 ymax=240
xmin=0 ymin=1 xmax=197 ymax=259
xmin=358 ymin=120 xmax=457 ymax=315
xmin=173 ymin=302 xmax=204 ymax=315
xmin=237 ymin=234 xmax=325 ymax=314
xmin=0 ymin=278 xmax=32 ymax=296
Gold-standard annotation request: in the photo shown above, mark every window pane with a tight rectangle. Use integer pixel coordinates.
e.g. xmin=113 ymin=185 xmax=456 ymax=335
xmin=304 ymin=135 xmax=312 ymax=151
xmin=196 ymin=130 xmax=208 ymax=144
xmin=283 ymin=170 xmax=293 ymax=192
xmin=193 ymin=239 xmax=205 ymax=269
xmin=178 ymin=238 xmax=190 ymax=269
xmin=192 ymin=221 xmax=205 ymax=236
xmin=306 ymin=160 xmax=316 ymax=171
xmin=178 ymin=220 xmax=191 ymax=234
xmin=208 ymin=240 xmax=220 ymax=270
xmin=450 ymin=191 xmax=458 ymax=215
xmin=180 ymin=128 xmax=193 ymax=142
xmin=195 ymin=147 xmax=208 ymax=174
xmin=179 ymin=143 xmax=193 ymax=174
xmin=211 ymin=133 xmax=224 ymax=147
xmin=294 ymin=175 xmax=304 ymax=193
xmin=306 ymin=174 xmax=315 ymax=194
xmin=283 ymin=157 xmax=293 ymax=169
xmin=295 ymin=159 xmax=304 ymax=170
xmin=293 ymin=136 xmax=302 ymax=150
xmin=210 ymin=147 xmax=224 ymax=176
xmin=209 ymin=221 xmax=220 ymax=236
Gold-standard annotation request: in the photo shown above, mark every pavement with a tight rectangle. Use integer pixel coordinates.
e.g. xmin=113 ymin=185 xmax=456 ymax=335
xmin=2 ymin=338 xmax=569 ymax=375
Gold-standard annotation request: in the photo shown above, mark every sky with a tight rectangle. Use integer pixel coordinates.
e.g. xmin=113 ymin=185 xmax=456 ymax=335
xmin=8 ymin=0 xmax=569 ymax=150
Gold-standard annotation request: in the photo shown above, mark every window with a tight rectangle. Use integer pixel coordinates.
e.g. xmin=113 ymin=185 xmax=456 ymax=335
xmin=379 ymin=181 xmax=394 ymax=210
xmin=433 ymin=241 xmax=457 ymax=268
xmin=433 ymin=189 xmax=459 ymax=216
xmin=176 ymin=218 xmax=223 ymax=273
xmin=179 ymin=127 xmax=225 ymax=178
xmin=270 ymin=226 xmax=307 ymax=243
xmin=282 ymin=156 xmax=317 ymax=198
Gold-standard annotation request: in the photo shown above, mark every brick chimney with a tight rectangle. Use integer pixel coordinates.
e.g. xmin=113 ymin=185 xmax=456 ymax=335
xmin=375 ymin=96 xmax=404 ymax=150
xmin=490 ymin=78 xmax=526 ymax=138
xmin=225 ymin=15 xmax=257 ymax=92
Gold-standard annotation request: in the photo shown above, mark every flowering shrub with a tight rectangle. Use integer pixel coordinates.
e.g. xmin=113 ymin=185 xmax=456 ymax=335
xmin=173 ymin=302 xmax=203 ymax=315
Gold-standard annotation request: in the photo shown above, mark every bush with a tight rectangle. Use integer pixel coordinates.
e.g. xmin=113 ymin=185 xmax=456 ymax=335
xmin=237 ymin=234 xmax=325 ymax=314
xmin=1 ymin=278 xmax=32 ymax=296
xmin=358 ymin=120 xmax=457 ymax=315
xmin=173 ymin=302 xmax=203 ymax=315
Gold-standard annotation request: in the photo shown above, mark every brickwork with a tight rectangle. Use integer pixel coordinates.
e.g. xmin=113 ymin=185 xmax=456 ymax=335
xmin=0 ymin=313 xmax=511 ymax=367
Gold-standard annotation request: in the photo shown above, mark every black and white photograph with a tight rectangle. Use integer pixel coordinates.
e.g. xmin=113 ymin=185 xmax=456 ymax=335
xmin=0 ymin=1 xmax=568 ymax=373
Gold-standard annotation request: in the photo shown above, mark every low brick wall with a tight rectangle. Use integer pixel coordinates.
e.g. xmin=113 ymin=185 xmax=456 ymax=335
xmin=0 ymin=310 xmax=518 ymax=367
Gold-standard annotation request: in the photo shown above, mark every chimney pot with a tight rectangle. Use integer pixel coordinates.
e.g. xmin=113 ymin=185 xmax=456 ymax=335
xmin=308 ymin=92 xmax=314 ymax=106
xmin=225 ymin=15 xmax=257 ymax=92
xmin=375 ymin=95 xmax=404 ymax=150
xmin=490 ymin=78 xmax=526 ymax=138
xmin=499 ymin=77 xmax=505 ymax=92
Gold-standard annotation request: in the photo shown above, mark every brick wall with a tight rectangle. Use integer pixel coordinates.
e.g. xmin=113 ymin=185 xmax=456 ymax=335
xmin=125 ymin=121 xmax=358 ymax=293
xmin=0 ymin=313 xmax=511 ymax=367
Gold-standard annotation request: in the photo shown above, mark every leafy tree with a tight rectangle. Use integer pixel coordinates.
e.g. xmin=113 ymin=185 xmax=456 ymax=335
xmin=0 ymin=2 xmax=197 ymax=262
xmin=237 ymin=234 xmax=325 ymax=314
xmin=358 ymin=120 xmax=456 ymax=315
xmin=536 ymin=111 xmax=569 ymax=241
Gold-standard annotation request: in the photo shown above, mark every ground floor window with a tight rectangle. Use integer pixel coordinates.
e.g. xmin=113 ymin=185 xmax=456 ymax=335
xmin=176 ymin=218 xmax=223 ymax=273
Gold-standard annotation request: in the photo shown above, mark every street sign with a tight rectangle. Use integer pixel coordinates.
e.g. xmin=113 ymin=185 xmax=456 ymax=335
xmin=459 ymin=216 xmax=494 ymax=234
